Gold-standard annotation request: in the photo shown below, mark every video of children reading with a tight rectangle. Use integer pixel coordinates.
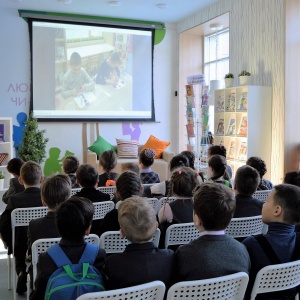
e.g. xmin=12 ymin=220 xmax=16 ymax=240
xmin=32 ymin=22 xmax=153 ymax=119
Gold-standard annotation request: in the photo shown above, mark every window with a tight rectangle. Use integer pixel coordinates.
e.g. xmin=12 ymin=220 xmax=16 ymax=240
xmin=204 ymin=29 xmax=229 ymax=83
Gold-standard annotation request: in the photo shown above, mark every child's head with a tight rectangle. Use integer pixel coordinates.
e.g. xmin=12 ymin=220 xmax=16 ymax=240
xmin=70 ymin=52 xmax=82 ymax=74
xmin=234 ymin=165 xmax=260 ymax=196
xmin=246 ymin=156 xmax=267 ymax=179
xmin=41 ymin=174 xmax=71 ymax=210
xmin=208 ymin=145 xmax=227 ymax=158
xmin=20 ymin=161 xmax=42 ymax=187
xmin=121 ymin=162 xmax=140 ymax=175
xmin=99 ymin=150 xmax=117 ymax=173
xmin=181 ymin=151 xmax=195 ymax=170
xmin=193 ymin=183 xmax=235 ymax=231
xmin=139 ymin=148 xmax=156 ymax=168
xmin=7 ymin=158 xmax=24 ymax=177
xmin=169 ymin=154 xmax=189 ymax=172
xmin=76 ymin=164 xmax=98 ymax=188
xmin=56 ymin=196 xmax=94 ymax=242
xmin=62 ymin=156 xmax=79 ymax=174
xmin=118 ymin=197 xmax=157 ymax=243
xmin=283 ymin=171 xmax=300 ymax=187
xmin=116 ymin=171 xmax=142 ymax=200
xmin=262 ymin=184 xmax=300 ymax=225
xmin=168 ymin=166 xmax=199 ymax=197
xmin=208 ymin=154 xmax=227 ymax=179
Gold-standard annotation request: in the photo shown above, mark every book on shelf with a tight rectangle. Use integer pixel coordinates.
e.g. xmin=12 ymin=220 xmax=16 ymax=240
xmin=216 ymin=118 xmax=225 ymax=135
xmin=186 ymin=106 xmax=195 ymax=118
xmin=185 ymin=84 xmax=194 ymax=97
xmin=0 ymin=153 xmax=8 ymax=166
xmin=187 ymin=117 xmax=194 ymax=125
xmin=227 ymin=139 xmax=236 ymax=160
xmin=238 ymin=114 xmax=248 ymax=136
xmin=187 ymin=144 xmax=194 ymax=152
xmin=201 ymin=85 xmax=209 ymax=106
xmin=237 ymin=140 xmax=247 ymax=161
xmin=186 ymin=124 xmax=195 ymax=137
xmin=226 ymin=114 xmax=236 ymax=135
xmin=202 ymin=115 xmax=209 ymax=127
xmin=216 ymin=95 xmax=225 ymax=112
xmin=237 ymin=92 xmax=248 ymax=110
xmin=202 ymin=105 xmax=209 ymax=115
xmin=186 ymin=96 xmax=195 ymax=108
xmin=0 ymin=124 xmax=4 ymax=142
xmin=226 ymin=92 xmax=236 ymax=111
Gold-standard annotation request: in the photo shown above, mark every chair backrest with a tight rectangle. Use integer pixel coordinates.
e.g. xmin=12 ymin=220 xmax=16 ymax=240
xmin=253 ymin=190 xmax=272 ymax=202
xmin=92 ymin=201 xmax=115 ymax=220
xmin=250 ymin=259 xmax=300 ymax=300
xmin=157 ymin=197 xmax=178 ymax=213
xmin=71 ymin=188 xmax=81 ymax=196
xmin=145 ymin=198 xmax=159 ymax=214
xmin=98 ymin=186 xmax=116 ymax=200
xmin=167 ymin=272 xmax=249 ymax=300
xmin=31 ymin=234 xmax=99 ymax=286
xmin=225 ymin=215 xmax=264 ymax=238
xmin=165 ymin=222 xmax=199 ymax=248
xmin=99 ymin=228 xmax=161 ymax=254
xmin=76 ymin=280 xmax=165 ymax=300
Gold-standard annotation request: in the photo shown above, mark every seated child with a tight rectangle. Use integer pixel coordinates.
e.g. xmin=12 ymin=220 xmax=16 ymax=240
xmin=98 ymin=171 xmax=143 ymax=236
xmin=234 ymin=165 xmax=263 ymax=218
xmin=180 ymin=150 xmax=195 ymax=170
xmin=105 ymin=197 xmax=175 ymax=290
xmin=175 ymin=183 xmax=250 ymax=281
xmin=2 ymin=158 xmax=25 ymax=204
xmin=243 ymin=184 xmax=300 ymax=299
xmin=246 ymin=156 xmax=274 ymax=190
xmin=0 ymin=161 xmax=43 ymax=295
xmin=208 ymin=145 xmax=232 ymax=178
xmin=30 ymin=196 xmax=106 ymax=300
xmin=121 ymin=162 xmax=140 ymax=175
xmin=207 ymin=154 xmax=232 ymax=188
xmin=139 ymin=148 xmax=160 ymax=184
xmin=98 ymin=150 xmax=119 ymax=186
xmin=75 ymin=163 xmax=110 ymax=202
xmin=62 ymin=155 xmax=80 ymax=188
xmin=283 ymin=171 xmax=300 ymax=186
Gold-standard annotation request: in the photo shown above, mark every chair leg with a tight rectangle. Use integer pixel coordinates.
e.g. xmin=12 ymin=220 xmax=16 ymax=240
xmin=13 ymin=256 xmax=17 ymax=300
xmin=7 ymin=254 xmax=11 ymax=290
xmin=295 ymin=293 xmax=299 ymax=300
xmin=26 ymin=274 xmax=30 ymax=300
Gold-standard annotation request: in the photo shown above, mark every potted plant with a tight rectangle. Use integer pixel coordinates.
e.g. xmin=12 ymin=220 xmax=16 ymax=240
xmin=238 ymin=70 xmax=251 ymax=85
xmin=224 ymin=73 xmax=234 ymax=88
xmin=0 ymin=171 xmax=4 ymax=190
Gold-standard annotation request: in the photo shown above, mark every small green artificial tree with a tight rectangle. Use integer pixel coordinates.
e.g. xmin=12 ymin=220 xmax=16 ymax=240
xmin=16 ymin=113 xmax=49 ymax=163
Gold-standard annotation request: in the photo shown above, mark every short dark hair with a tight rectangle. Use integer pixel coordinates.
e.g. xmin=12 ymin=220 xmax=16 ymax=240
xmin=208 ymin=145 xmax=227 ymax=158
xmin=41 ymin=174 xmax=72 ymax=209
xmin=76 ymin=164 xmax=98 ymax=188
xmin=6 ymin=158 xmax=24 ymax=176
xmin=70 ymin=52 xmax=82 ymax=66
xmin=139 ymin=148 xmax=155 ymax=168
xmin=235 ymin=165 xmax=260 ymax=196
xmin=246 ymin=156 xmax=267 ymax=178
xmin=208 ymin=154 xmax=227 ymax=180
xmin=273 ymin=184 xmax=300 ymax=224
xmin=121 ymin=162 xmax=140 ymax=175
xmin=99 ymin=150 xmax=117 ymax=172
xmin=116 ymin=171 xmax=142 ymax=200
xmin=193 ymin=183 xmax=235 ymax=230
xmin=169 ymin=154 xmax=189 ymax=172
xmin=181 ymin=151 xmax=195 ymax=169
xmin=284 ymin=171 xmax=300 ymax=187
xmin=63 ymin=156 xmax=79 ymax=174
xmin=20 ymin=161 xmax=42 ymax=186
xmin=56 ymin=196 xmax=94 ymax=241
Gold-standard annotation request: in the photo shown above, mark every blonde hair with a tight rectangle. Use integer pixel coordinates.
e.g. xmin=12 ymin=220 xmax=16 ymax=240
xmin=118 ymin=196 xmax=156 ymax=243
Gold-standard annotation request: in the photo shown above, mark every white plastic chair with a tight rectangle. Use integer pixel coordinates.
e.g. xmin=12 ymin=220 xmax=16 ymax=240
xmin=98 ymin=186 xmax=116 ymax=200
xmin=29 ymin=234 xmax=100 ymax=297
xmin=76 ymin=280 xmax=165 ymax=300
xmin=253 ymin=189 xmax=272 ymax=202
xmin=250 ymin=259 xmax=300 ymax=300
xmin=157 ymin=197 xmax=178 ymax=213
xmin=225 ymin=215 xmax=264 ymax=238
xmin=165 ymin=222 xmax=199 ymax=249
xmin=10 ymin=206 xmax=48 ymax=298
xmin=71 ymin=188 xmax=81 ymax=195
xmin=99 ymin=228 xmax=161 ymax=254
xmin=92 ymin=201 xmax=115 ymax=220
xmin=145 ymin=197 xmax=159 ymax=213
xmin=167 ymin=272 xmax=249 ymax=300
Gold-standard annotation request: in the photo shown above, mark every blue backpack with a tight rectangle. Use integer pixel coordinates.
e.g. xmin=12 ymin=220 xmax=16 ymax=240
xmin=44 ymin=242 xmax=105 ymax=300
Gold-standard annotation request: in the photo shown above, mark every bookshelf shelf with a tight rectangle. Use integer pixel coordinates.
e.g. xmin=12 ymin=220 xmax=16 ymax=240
xmin=213 ymin=85 xmax=272 ymax=178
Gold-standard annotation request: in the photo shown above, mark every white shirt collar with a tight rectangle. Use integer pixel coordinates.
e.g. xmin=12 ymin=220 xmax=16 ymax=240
xmin=199 ymin=230 xmax=225 ymax=237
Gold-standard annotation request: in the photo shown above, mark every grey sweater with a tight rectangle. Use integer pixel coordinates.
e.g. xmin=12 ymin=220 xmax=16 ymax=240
xmin=175 ymin=234 xmax=250 ymax=281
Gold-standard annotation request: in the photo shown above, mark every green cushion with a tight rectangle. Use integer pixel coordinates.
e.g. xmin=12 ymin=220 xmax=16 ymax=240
xmin=88 ymin=136 xmax=115 ymax=156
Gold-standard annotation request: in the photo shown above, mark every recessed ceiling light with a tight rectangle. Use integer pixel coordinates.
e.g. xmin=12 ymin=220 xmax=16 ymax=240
xmin=156 ymin=3 xmax=169 ymax=9
xmin=58 ymin=0 xmax=72 ymax=4
xmin=107 ymin=0 xmax=122 ymax=6
xmin=210 ymin=23 xmax=223 ymax=31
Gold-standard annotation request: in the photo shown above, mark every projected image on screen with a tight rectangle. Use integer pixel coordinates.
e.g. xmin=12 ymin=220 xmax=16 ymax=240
xmin=31 ymin=21 xmax=154 ymax=121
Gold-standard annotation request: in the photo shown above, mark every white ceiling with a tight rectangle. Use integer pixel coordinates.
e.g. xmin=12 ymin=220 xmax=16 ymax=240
xmin=0 ymin=0 xmax=220 ymax=23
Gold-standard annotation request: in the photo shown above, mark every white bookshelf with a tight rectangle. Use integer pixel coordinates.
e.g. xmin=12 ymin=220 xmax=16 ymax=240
xmin=213 ymin=86 xmax=272 ymax=178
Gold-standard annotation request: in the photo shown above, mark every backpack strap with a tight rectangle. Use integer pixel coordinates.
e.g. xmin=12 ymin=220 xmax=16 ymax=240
xmin=224 ymin=180 xmax=231 ymax=188
xmin=78 ymin=242 xmax=99 ymax=265
xmin=254 ymin=235 xmax=281 ymax=264
xmin=47 ymin=244 xmax=72 ymax=268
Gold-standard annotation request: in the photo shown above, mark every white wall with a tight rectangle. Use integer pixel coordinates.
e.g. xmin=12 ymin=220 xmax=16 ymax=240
xmin=0 ymin=9 xmax=178 ymax=168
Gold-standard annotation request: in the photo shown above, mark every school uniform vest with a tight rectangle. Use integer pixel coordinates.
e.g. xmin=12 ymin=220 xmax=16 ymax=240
xmin=169 ymin=198 xmax=193 ymax=224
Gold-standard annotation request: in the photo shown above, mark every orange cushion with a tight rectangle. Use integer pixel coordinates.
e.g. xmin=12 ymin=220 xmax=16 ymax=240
xmin=141 ymin=135 xmax=170 ymax=159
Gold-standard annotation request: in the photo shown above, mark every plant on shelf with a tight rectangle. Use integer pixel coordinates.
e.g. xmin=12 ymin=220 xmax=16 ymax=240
xmin=224 ymin=73 xmax=234 ymax=79
xmin=224 ymin=73 xmax=234 ymax=88
xmin=0 ymin=171 xmax=4 ymax=179
xmin=16 ymin=113 xmax=49 ymax=164
xmin=238 ymin=70 xmax=251 ymax=77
